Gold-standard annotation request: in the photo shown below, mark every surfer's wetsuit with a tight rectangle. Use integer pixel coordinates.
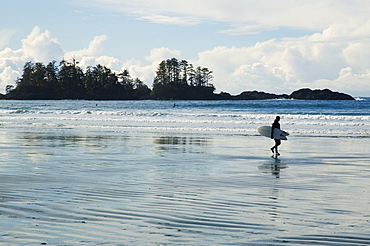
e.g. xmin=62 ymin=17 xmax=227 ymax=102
xmin=271 ymin=116 xmax=281 ymax=155
xmin=271 ymin=121 xmax=280 ymax=138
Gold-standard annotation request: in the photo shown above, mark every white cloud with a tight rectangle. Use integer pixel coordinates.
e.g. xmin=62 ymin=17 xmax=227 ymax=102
xmin=21 ymin=26 xmax=64 ymax=62
xmin=81 ymin=0 xmax=370 ymax=34
xmin=124 ymin=47 xmax=182 ymax=83
xmin=0 ymin=28 xmax=119 ymax=94
xmin=2 ymin=20 xmax=370 ymax=96
xmin=145 ymin=47 xmax=181 ymax=63
xmin=138 ymin=14 xmax=200 ymax=26
xmin=0 ymin=66 xmax=21 ymax=91
xmin=0 ymin=27 xmax=184 ymax=94
xmin=0 ymin=27 xmax=65 ymax=93
xmin=343 ymin=42 xmax=370 ymax=72
xmin=0 ymin=47 xmax=28 ymax=94
xmin=64 ymin=35 xmax=108 ymax=60
xmin=63 ymin=35 xmax=126 ymax=72
xmin=308 ymin=68 xmax=370 ymax=97
xmin=190 ymin=20 xmax=370 ymax=96
xmin=75 ymin=55 xmax=122 ymax=72
xmin=219 ymin=24 xmax=277 ymax=35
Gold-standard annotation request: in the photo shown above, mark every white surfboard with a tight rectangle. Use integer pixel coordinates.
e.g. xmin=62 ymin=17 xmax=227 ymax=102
xmin=257 ymin=126 xmax=289 ymax=140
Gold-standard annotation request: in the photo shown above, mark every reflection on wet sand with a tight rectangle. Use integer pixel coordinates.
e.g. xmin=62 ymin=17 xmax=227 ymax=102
xmin=153 ymin=136 xmax=210 ymax=153
xmin=258 ymin=157 xmax=288 ymax=178
xmin=1 ymin=128 xmax=370 ymax=245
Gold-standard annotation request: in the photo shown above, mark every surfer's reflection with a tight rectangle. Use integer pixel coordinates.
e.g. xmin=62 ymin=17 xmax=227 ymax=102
xmin=258 ymin=157 xmax=287 ymax=178
xmin=271 ymin=158 xmax=281 ymax=178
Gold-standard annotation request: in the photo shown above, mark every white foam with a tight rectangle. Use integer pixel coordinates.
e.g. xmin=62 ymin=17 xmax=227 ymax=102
xmin=0 ymin=110 xmax=368 ymax=137
xmin=1 ymin=101 xmax=369 ymax=137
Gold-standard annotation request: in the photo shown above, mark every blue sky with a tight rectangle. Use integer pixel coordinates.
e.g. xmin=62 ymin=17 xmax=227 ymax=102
xmin=1 ymin=0 xmax=370 ymax=96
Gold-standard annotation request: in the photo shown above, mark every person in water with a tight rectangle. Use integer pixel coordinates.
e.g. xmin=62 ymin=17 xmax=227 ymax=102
xmin=270 ymin=116 xmax=281 ymax=155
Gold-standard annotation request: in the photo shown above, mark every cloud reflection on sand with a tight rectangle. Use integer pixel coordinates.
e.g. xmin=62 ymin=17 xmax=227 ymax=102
xmin=1 ymin=127 xmax=369 ymax=245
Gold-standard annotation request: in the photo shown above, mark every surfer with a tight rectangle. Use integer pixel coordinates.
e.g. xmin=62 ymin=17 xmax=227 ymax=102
xmin=270 ymin=116 xmax=281 ymax=155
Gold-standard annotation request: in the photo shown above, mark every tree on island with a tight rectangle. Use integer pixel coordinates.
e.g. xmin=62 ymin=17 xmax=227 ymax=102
xmin=6 ymin=57 xmax=215 ymax=100
xmin=6 ymin=59 xmax=151 ymax=100
xmin=151 ymin=58 xmax=216 ymax=99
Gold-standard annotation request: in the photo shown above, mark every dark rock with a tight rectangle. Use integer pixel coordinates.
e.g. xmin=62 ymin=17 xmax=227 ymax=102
xmin=234 ymin=90 xmax=289 ymax=100
xmin=217 ymin=92 xmax=233 ymax=99
xmin=290 ymin=88 xmax=355 ymax=100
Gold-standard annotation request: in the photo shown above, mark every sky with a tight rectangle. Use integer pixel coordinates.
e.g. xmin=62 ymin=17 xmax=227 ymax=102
xmin=1 ymin=0 xmax=370 ymax=97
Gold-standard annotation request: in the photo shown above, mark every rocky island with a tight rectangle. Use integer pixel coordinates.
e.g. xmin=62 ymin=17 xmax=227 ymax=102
xmin=0 ymin=58 xmax=355 ymax=100
xmin=217 ymin=88 xmax=355 ymax=100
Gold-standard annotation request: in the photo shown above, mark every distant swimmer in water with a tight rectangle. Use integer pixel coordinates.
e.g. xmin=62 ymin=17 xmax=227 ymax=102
xmin=270 ymin=116 xmax=281 ymax=156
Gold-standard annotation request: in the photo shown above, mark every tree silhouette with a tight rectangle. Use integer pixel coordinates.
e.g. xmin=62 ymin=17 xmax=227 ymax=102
xmin=5 ymin=57 xmax=218 ymax=100
xmin=151 ymin=58 xmax=215 ymax=99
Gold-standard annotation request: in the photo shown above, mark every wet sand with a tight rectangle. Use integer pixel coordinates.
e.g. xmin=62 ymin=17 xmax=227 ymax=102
xmin=1 ymin=127 xmax=370 ymax=245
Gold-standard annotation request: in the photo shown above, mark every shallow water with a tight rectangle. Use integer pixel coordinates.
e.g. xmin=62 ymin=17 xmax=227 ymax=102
xmin=1 ymin=99 xmax=369 ymax=137
xmin=1 ymin=125 xmax=369 ymax=245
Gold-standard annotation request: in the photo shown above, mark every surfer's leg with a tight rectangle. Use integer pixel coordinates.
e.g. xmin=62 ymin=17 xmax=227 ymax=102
xmin=271 ymin=143 xmax=277 ymax=153
xmin=274 ymin=139 xmax=281 ymax=155
xmin=277 ymin=139 xmax=282 ymax=155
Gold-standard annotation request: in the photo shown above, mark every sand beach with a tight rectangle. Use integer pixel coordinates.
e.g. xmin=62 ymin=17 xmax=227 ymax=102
xmin=1 ymin=125 xmax=370 ymax=245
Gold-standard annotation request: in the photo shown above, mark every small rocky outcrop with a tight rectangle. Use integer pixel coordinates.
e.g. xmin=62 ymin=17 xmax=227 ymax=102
xmin=233 ymin=90 xmax=289 ymax=100
xmin=289 ymin=88 xmax=355 ymax=100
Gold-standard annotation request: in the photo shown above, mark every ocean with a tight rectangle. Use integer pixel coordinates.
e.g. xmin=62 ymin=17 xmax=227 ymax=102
xmin=0 ymin=99 xmax=369 ymax=245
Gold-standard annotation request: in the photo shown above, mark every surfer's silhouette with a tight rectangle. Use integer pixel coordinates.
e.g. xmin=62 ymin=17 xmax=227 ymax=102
xmin=270 ymin=116 xmax=281 ymax=156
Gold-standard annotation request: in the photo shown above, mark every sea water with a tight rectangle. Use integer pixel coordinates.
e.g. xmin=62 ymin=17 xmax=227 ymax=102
xmin=0 ymin=99 xmax=369 ymax=136
xmin=0 ymin=99 xmax=369 ymax=245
